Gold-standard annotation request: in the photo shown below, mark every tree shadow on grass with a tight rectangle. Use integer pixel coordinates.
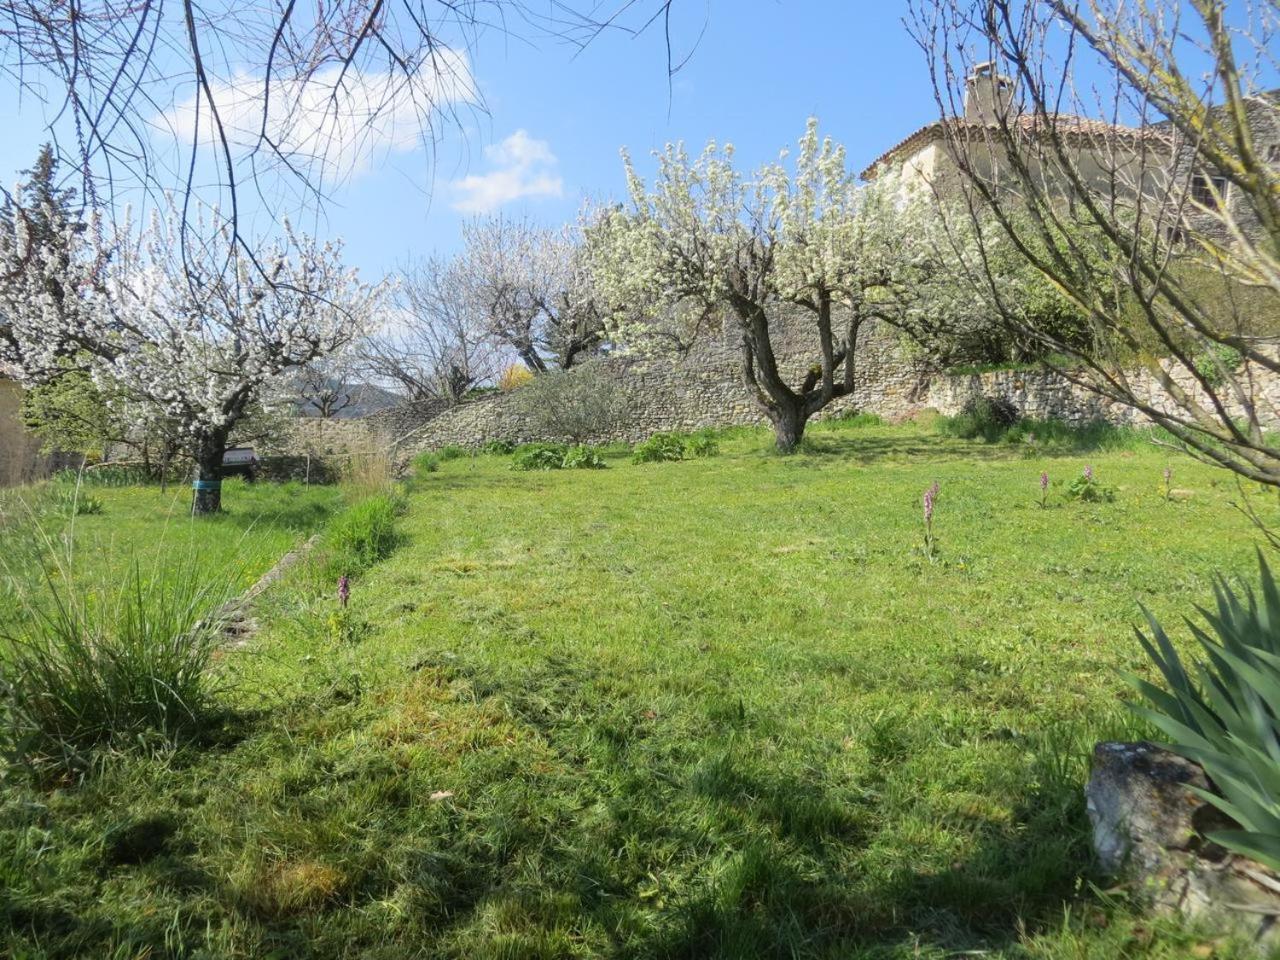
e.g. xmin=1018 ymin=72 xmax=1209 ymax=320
xmin=370 ymin=654 xmax=1112 ymax=960
xmin=788 ymin=431 xmax=1150 ymax=468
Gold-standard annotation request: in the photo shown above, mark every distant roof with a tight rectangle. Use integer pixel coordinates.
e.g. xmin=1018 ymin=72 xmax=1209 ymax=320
xmin=860 ymin=114 xmax=1170 ymax=181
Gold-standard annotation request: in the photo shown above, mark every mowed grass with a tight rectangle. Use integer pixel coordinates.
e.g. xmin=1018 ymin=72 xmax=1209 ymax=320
xmin=0 ymin=478 xmax=342 ymax=634
xmin=1 ymin=420 xmax=1269 ymax=959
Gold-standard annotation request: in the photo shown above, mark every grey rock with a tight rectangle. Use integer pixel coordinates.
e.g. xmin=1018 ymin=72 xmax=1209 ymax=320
xmin=1087 ymin=741 xmax=1280 ymax=951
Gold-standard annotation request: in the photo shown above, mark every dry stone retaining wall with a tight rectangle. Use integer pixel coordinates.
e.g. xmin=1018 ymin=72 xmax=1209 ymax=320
xmin=268 ymin=323 xmax=1280 ymax=462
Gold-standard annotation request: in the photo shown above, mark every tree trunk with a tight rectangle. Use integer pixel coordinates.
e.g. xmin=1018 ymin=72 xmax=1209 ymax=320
xmin=769 ymin=401 xmax=807 ymax=454
xmin=191 ymin=428 xmax=228 ymax=515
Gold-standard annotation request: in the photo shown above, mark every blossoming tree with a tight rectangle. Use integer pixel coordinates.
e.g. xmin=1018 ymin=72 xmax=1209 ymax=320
xmin=590 ymin=119 xmax=937 ymax=451
xmin=459 ymin=215 xmax=607 ymax=373
xmin=1 ymin=198 xmax=379 ymax=513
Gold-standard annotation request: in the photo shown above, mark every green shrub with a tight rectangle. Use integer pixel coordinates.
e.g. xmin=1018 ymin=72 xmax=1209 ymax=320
xmin=512 ymin=443 xmax=569 ymax=471
xmin=321 ymin=494 xmax=403 ymax=579
xmin=413 ymin=453 xmax=439 ymax=474
xmin=437 ymin=445 xmax=468 ymax=462
xmin=562 ymin=445 xmax=607 ymax=470
xmin=939 ymin=395 xmax=1021 ymax=442
xmin=1127 ymin=553 xmax=1280 ymax=873
xmin=481 ymin=439 xmax=516 ymax=456
xmin=0 ymin=555 xmax=238 ymax=779
xmin=1193 ymin=343 xmax=1244 ymax=391
xmin=1064 ymin=465 xmax=1115 ymax=503
xmin=684 ymin=431 xmax=720 ymax=458
xmin=632 ymin=433 xmax=688 ymax=464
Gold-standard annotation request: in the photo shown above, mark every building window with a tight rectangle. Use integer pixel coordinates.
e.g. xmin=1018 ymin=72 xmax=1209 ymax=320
xmin=1190 ymin=173 xmax=1228 ymax=209
xmin=1267 ymin=143 xmax=1280 ymax=164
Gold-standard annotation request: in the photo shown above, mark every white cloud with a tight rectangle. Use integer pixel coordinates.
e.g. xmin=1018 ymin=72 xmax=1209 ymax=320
xmin=156 ymin=50 xmax=476 ymax=181
xmin=450 ymin=130 xmax=564 ymax=213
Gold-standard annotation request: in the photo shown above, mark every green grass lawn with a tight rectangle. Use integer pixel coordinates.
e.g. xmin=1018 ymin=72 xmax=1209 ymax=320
xmin=0 ymin=477 xmax=342 ymax=635
xmin=1 ymin=420 xmax=1269 ymax=959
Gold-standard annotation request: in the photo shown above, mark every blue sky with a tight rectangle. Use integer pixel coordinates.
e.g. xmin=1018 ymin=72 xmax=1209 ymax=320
xmin=304 ymin=2 xmax=943 ymax=275
xmin=1 ymin=3 xmax=945 ymax=279
xmin=1 ymin=2 xmax=1266 ymax=281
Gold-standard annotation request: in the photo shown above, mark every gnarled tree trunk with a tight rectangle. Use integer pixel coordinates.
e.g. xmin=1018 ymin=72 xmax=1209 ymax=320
xmin=191 ymin=426 xmax=228 ymax=515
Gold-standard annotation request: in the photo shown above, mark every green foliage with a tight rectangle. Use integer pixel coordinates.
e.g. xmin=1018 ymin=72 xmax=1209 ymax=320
xmin=19 ymin=369 xmax=118 ymax=457
xmin=631 ymin=432 xmax=689 ymax=463
xmin=327 ymin=607 xmax=368 ymax=646
xmin=512 ymin=442 xmax=570 ymax=471
xmin=319 ymin=494 xmax=403 ymax=580
xmin=1064 ymin=467 xmax=1115 ymax=503
xmin=0 ymin=418 xmax=1264 ymax=958
xmin=510 ymin=365 xmax=631 ymax=443
xmin=834 ymin=410 xmax=885 ymax=427
xmin=684 ymin=430 xmax=720 ymax=458
xmin=50 ymin=485 xmax=104 ymax=516
xmin=937 ymin=411 xmax=1151 ymax=454
xmin=412 ymin=452 xmax=439 ymax=474
xmin=0 ymin=553 xmax=238 ymax=780
xmin=561 ymin=445 xmax=608 ymax=469
xmin=480 ymin=439 xmax=516 ymax=456
xmin=55 ymin=464 xmax=156 ymax=487
xmin=1193 ymin=343 xmax=1245 ymax=391
xmin=630 ymin=430 xmax=723 ymax=463
xmin=437 ymin=445 xmax=468 ymax=462
xmin=939 ymin=395 xmax=1021 ymax=442
xmin=1128 ymin=554 xmax=1280 ymax=873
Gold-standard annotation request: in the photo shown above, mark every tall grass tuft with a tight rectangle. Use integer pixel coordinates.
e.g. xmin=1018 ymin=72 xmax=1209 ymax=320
xmin=318 ymin=493 xmax=403 ymax=581
xmin=338 ymin=438 xmax=397 ymax=502
xmin=0 ymin=549 xmax=240 ymax=780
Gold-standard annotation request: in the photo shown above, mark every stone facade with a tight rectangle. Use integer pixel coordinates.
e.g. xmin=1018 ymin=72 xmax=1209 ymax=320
xmin=0 ymin=376 xmax=51 ymax=487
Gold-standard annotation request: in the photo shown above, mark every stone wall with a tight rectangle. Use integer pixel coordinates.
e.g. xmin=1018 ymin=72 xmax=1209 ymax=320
xmin=0 ymin=377 xmax=52 ymax=487
xmin=267 ymin=320 xmax=1280 ymax=462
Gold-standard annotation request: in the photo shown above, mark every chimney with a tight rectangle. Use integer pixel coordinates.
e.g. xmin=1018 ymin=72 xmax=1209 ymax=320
xmin=964 ymin=62 xmax=1014 ymax=123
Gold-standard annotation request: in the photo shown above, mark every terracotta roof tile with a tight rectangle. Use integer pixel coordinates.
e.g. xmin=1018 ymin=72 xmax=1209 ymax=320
xmin=860 ymin=114 xmax=1171 ymax=180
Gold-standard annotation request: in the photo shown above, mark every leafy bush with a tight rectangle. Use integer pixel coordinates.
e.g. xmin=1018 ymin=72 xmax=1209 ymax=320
xmin=1064 ymin=466 xmax=1115 ymax=503
xmin=320 ymin=494 xmax=403 ymax=579
xmin=0 ymin=555 xmax=238 ymax=779
xmin=939 ymin=395 xmax=1021 ymax=441
xmin=629 ymin=430 xmax=723 ymax=463
xmin=481 ymin=439 xmax=515 ymax=456
xmin=684 ymin=431 xmax=720 ymax=458
xmin=510 ymin=365 xmax=631 ymax=444
xmin=437 ymin=445 xmax=468 ymax=462
xmin=632 ymin=432 xmax=688 ymax=464
xmin=562 ymin=445 xmax=607 ymax=470
xmin=512 ymin=443 xmax=570 ymax=471
xmin=1127 ymin=553 xmax=1280 ymax=872
xmin=1193 ymin=343 xmax=1244 ymax=391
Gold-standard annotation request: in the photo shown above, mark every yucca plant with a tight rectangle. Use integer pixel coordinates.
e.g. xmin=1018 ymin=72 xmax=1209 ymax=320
xmin=1127 ymin=552 xmax=1280 ymax=872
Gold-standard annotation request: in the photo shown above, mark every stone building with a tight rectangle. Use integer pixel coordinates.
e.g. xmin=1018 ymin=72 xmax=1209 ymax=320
xmin=860 ymin=65 xmax=1279 ymax=248
xmin=0 ymin=367 xmax=50 ymax=487
xmin=860 ymin=63 xmax=1171 ymax=200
